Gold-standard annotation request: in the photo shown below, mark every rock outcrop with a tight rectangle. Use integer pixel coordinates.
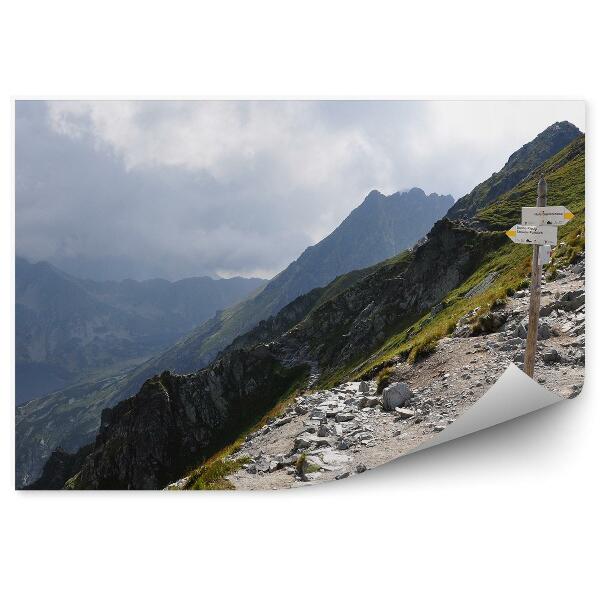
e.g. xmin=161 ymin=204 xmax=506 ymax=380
xmin=68 ymin=349 xmax=308 ymax=489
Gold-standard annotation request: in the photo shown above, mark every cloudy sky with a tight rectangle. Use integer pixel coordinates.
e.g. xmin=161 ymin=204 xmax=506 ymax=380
xmin=15 ymin=100 xmax=585 ymax=281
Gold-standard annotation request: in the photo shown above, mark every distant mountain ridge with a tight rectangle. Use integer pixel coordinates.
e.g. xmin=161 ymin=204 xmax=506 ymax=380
xmin=123 ymin=187 xmax=455 ymax=384
xmin=15 ymin=257 xmax=266 ymax=405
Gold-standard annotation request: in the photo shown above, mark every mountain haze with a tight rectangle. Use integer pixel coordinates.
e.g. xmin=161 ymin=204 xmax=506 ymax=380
xmin=15 ymin=257 xmax=266 ymax=405
xmin=125 ymin=188 xmax=454 ymax=382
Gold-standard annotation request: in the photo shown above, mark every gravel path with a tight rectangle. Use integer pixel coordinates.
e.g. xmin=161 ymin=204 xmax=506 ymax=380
xmin=174 ymin=260 xmax=585 ymax=491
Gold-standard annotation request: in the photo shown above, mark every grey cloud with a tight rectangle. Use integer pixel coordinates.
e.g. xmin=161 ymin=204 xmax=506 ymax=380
xmin=16 ymin=100 xmax=585 ymax=281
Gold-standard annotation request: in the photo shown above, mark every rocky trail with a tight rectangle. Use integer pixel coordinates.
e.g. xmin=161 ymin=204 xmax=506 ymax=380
xmin=169 ymin=258 xmax=584 ymax=491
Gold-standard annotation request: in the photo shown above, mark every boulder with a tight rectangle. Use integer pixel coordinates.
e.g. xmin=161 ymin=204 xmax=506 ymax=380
xmin=538 ymin=321 xmax=553 ymax=340
xmin=309 ymin=409 xmax=326 ymax=420
xmin=293 ymin=433 xmax=314 ymax=451
xmin=358 ymin=381 xmax=370 ymax=393
xmin=382 ymin=382 xmax=412 ymax=411
xmin=452 ymin=324 xmax=472 ymax=338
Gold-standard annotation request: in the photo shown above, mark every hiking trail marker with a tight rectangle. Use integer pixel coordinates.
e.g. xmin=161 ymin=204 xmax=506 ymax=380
xmin=505 ymin=224 xmax=557 ymax=246
xmin=521 ymin=205 xmax=574 ymax=226
xmin=505 ymin=175 xmax=574 ymax=378
xmin=538 ymin=244 xmax=552 ymax=266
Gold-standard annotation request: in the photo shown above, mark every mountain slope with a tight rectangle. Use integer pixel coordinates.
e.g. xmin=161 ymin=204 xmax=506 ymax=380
xmin=15 ymin=257 xmax=265 ymax=405
xmin=447 ymin=121 xmax=581 ymax=220
xmin=16 ymin=188 xmax=451 ymax=487
xmin=42 ymin=128 xmax=584 ymax=490
xmin=116 ymin=188 xmax=454 ymax=390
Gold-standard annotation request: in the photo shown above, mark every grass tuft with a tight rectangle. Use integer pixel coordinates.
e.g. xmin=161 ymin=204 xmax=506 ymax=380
xmin=187 ymin=455 xmax=250 ymax=490
xmin=375 ymin=366 xmax=395 ymax=393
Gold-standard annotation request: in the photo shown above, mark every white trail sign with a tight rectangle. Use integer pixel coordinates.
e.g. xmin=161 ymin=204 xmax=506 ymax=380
xmin=505 ymin=224 xmax=557 ymax=246
xmin=521 ymin=206 xmax=574 ymax=226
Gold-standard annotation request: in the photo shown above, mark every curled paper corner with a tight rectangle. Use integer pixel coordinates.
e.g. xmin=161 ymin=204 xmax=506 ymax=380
xmin=412 ymin=364 xmax=564 ymax=454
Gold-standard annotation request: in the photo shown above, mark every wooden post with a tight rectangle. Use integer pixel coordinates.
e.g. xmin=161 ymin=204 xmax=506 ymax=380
xmin=524 ymin=175 xmax=547 ymax=377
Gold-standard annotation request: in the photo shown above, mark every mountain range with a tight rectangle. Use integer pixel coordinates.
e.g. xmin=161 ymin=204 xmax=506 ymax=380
xmin=16 ymin=187 xmax=453 ymax=486
xmin=32 ymin=122 xmax=584 ymax=490
xmin=113 ymin=187 xmax=454 ymax=391
xmin=19 ymin=121 xmax=584 ymax=489
xmin=15 ymin=257 xmax=266 ymax=405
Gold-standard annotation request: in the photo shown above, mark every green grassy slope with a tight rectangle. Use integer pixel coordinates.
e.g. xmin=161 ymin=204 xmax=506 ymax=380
xmin=336 ymin=135 xmax=584 ymax=384
xmin=181 ymin=133 xmax=585 ymax=483
xmin=447 ymin=121 xmax=581 ymax=220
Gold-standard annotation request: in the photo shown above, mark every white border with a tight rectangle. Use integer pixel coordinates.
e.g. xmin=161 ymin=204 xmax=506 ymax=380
xmin=2 ymin=2 xmax=598 ymax=599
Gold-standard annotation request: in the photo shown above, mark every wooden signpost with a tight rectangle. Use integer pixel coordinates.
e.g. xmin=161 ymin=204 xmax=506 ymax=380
xmin=505 ymin=175 xmax=572 ymax=378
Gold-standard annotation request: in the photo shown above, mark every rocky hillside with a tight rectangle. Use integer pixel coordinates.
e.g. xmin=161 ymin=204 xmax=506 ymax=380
xmin=16 ymin=257 xmax=265 ymax=405
xmin=198 ymin=258 xmax=583 ymax=490
xmin=29 ymin=125 xmax=585 ymax=491
xmin=447 ymin=121 xmax=581 ymax=220
xmin=15 ymin=188 xmax=452 ymax=486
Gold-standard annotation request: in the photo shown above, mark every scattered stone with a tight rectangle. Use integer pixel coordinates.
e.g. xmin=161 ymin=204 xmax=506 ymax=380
xmin=317 ymin=423 xmax=332 ymax=437
xmin=542 ymin=348 xmax=561 ymax=364
xmin=394 ymin=407 xmax=415 ymax=420
xmin=359 ymin=395 xmax=380 ymax=409
xmin=221 ymin=261 xmax=584 ymax=492
xmin=335 ymin=412 xmax=355 ymax=423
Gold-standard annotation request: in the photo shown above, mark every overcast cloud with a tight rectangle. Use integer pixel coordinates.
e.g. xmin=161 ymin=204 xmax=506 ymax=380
xmin=15 ymin=100 xmax=585 ymax=281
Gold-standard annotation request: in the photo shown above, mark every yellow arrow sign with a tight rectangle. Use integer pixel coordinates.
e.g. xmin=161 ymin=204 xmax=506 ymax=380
xmin=521 ymin=206 xmax=574 ymax=226
xmin=506 ymin=224 xmax=558 ymax=245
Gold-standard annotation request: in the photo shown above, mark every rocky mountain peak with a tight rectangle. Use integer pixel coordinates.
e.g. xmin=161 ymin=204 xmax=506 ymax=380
xmin=447 ymin=121 xmax=581 ymax=221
